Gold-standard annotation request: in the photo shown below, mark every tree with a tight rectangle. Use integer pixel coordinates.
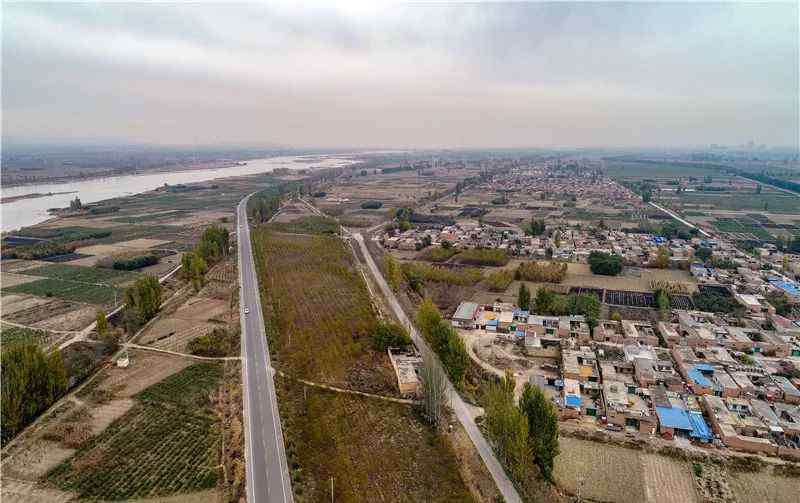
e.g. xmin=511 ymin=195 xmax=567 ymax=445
xmin=571 ymin=293 xmax=600 ymax=334
xmin=190 ymin=255 xmax=208 ymax=292
xmin=652 ymin=246 xmax=670 ymax=269
xmin=95 ymin=309 xmax=108 ymax=336
xmin=383 ymin=254 xmax=402 ymax=291
xmin=655 ymin=289 xmax=670 ymax=321
xmin=124 ymin=275 xmax=163 ymax=328
xmin=482 ymin=372 xmax=533 ymax=481
xmin=517 ymin=283 xmax=531 ymax=311
xmin=526 ymin=217 xmax=546 ymax=236
xmin=695 ymin=246 xmax=713 ymax=263
xmin=69 ymin=197 xmax=82 ymax=210
xmin=444 ymin=334 xmax=469 ymax=386
xmin=535 ymin=288 xmax=557 ymax=314
xmin=588 ymin=251 xmax=622 ymax=276
xmin=419 ymin=356 xmax=448 ymax=426
xmin=611 ymin=311 xmax=622 ymax=323
xmin=371 ymin=321 xmax=411 ymax=351
xmin=416 ymin=298 xmax=442 ymax=336
xmin=519 ymin=383 xmax=559 ymax=480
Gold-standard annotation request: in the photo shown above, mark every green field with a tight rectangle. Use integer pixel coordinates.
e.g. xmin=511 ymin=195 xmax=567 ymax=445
xmin=679 ymin=193 xmax=800 ymax=214
xmin=49 ymin=364 xmax=223 ymax=500
xmin=111 ymin=210 xmax=191 ymax=224
xmin=713 ymin=218 xmax=774 ymax=241
xmin=3 ymin=278 xmax=123 ymax=307
xmin=24 ymin=264 xmax=140 ymax=286
xmin=0 ymin=325 xmax=49 ymax=350
xmin=605 ymin=161 xmax=722 ymax=179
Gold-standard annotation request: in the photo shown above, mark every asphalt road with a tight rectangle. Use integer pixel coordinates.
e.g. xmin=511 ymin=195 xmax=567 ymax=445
xmin=351 ymin=232 xmax=523 ymax=503
xmin=237 ymin=196 xmax=294 ymax=503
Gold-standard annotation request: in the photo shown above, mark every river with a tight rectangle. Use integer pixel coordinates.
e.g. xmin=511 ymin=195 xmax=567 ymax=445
xmin=0 ymin=155 xmax=355 ymax=232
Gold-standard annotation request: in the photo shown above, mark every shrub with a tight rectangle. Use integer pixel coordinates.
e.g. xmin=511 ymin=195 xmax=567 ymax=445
xmin=187 ymin=327 xmax=240 ymax=357
xmin=360 ymin=200 xmax=383 ymax=209
xmin=485 ymin=269 xmax=514 ymax=292
xmin=515 ymin=261 xmax=567 ymax=283
xmin=371 ymin=321 xmax=411 ymax=351
xmin=588 ymin=251 xmax=622 ymax=276
xmin=401 ymin=262 xmax=482 ymax=286
xmin=112 ymin=254 xmax=158 ymax=271
xmin=419 ymin=246 xmax=458 ymax=263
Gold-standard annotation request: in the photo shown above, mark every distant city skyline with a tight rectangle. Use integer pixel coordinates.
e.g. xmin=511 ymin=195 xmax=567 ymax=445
xmin=3 ymin=2 xmax=798 ymax=149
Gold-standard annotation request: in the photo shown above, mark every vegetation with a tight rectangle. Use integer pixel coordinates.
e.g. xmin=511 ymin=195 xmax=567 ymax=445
xmin=692 ymin=291 xmax=742 ymax=314
xmin=419 ymin=356 xmax=448 ymax=426
xmin=122 ymin=275 xmax=163 ymax=333
xmin=519 ymin=383 xmax=560 ymax=480
xmin=416 ymin=299 xmax=470 ymax=387
xmin=196 ymin=225 xmax=230 ymax=263
xmin=524 ymin=217 xmax=547 ymax=236
xmin=419 ymin=246 xmax=459 ymax=263
xmin=515 ymin=261 xmax=568 ymax=283
xmin=764 ymin=291 xmax=793 ymax=317
xmin=0 ymin=325 xmax=50 ymax=351
xmin=360 ymin=200 xmax=383 ymax=209
xmin=371 ymin=321 xmax=411 ymax=351
xmin=24 ymin=263 xmax=138 ymax=286
xmin=485 ymin=269 xmax=514 ymax=292
xmin=534 ymin=288 xmax=600 ymax=325
xmin=517 ymin=283 xmax=531 ymax=311
xmin=187 ymin=326 xmax=241 ymax=357
xmin=182 ymin=252 xmax=209 ymax=292
xmin=457 ymin=247 xmax=509 ymax=266
xmin=651 ymin=246 xmax=670 ymax=269
xmin=401 ymin=262 xmax=483 ymax=288
xmin=95 ymin=309 xmax=109 ymax=337
xmin=249 ymin=191 xmax=282 ymax=223
xmin=1 ymin=241 xmax=74 ymax=260
xmin=694 ymin=246 xmax=713 ymax=262
xmin=383 ymin=253 xmax=402 ymax=291
xmin=112 ymin=254 xmax=158 ymax=271
xmin=1 ymin=343 xmax=68 ymax=445
xmin=4 ymin=278 xmax=123 ymax=307
xmin=588 ymin=251 xmax=623 ymax=276
xmin=49 ymin=364 xmax=223 ymax=499
xmin=267 ymin=215 xmax=340 ymax=235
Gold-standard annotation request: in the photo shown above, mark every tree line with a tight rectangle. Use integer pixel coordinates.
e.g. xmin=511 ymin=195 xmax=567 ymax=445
xmin=416 ymin=299 xmax=470 ymax=387
xmin=182 ymin=225 xmax=231 ymax=292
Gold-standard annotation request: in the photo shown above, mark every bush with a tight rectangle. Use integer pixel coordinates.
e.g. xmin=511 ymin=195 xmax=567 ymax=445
xmin=458 ymin=248 xmax=509 ymax=266
xmin=112 ymin=254 xmax=158 ymax=271
xmin=401 ymin=262 xmax=482 ymax=286
xmin=588 ymin=251 xmax=622 ymax=276
xmin=419 ymin=246 xmax=458 ymax=263
xmin=186 ymin=327 xmax=240 ymax=357
xmin=360 ymin=200 xmax=383 ymax=209
xmin=692 ymin=291 xmax=742 ymax=314
xmin=371 ymin=321 xmax=411 ymax=351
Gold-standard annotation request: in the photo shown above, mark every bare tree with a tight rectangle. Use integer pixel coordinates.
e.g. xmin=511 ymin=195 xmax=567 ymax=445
xmin=419 ymin=355 xmax=449 ymax=426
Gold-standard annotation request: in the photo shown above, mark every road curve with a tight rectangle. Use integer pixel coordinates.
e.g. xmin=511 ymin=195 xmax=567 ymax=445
xmin=351 ymin=232 xmax=523 ymax=503
xmin=237 ymin=195 xmax=294 ymax=503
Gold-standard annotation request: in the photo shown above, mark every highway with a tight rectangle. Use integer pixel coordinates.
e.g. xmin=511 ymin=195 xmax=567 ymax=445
xmin=237 ymin=196 xmax=294 ymax=503
xmin=351 ymin=232 xmax=523 ymax=503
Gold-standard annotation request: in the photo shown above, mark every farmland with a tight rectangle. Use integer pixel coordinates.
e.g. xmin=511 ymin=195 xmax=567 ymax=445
xmin=253 ymin=229 xmax=474 ymax=501
xmin=48 ymin=363 xmax=223 ymax=500
xmin=3 ymin=278 xmax=123 ymax=307
xmin=23 ymin=263 xmax=140 ymax=286
xmin=0 ymin=324 xmax=50 ymax=350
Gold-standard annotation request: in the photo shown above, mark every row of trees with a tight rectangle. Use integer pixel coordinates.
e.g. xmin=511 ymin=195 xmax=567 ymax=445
xmin=416 ymin=299 xmax=470 ymax=387
xmin=1 ymin=344 xmax=69 ymax=445
xmin=183 ymin=225 xmax=231 ymax=292
xmin=515 ymin=261 xmax=567 ymax=283
xmin=483 ymin=371 xmax=560 ymax=485
xmin=122 ymin=275 xmax=163 ymax=334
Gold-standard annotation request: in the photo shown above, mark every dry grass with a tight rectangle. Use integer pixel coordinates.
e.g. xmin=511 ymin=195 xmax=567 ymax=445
xmin=728 ymin=470 xmax=800 ymax=503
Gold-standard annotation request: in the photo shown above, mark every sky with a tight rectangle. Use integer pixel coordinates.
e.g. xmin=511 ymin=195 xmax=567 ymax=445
xmin=2 ymin=2 xmax=798 ymax=149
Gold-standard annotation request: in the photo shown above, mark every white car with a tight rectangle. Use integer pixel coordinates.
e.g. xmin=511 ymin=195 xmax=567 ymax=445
xmin=244 ymin=307 xmax=250 ymax=315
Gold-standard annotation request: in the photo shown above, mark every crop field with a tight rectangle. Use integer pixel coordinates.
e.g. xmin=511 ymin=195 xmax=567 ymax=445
xmin=605 ymin=289 xmax=656 ymax=308
xmin=3 ymin=278 xmax=123 ymax=307
xmin=727 ymin=469 xmax=800 ymax=503
xmin=554 ymin=437 xmax=699 ymax=503
xmin=48 ymin=363 xmax=223 ymax=500
xmin=713 ymin=217 xmax=774 ymax=241
xmin=23 ymin=263 xmax=141 ymax=286
xmin=0 ymin=324 xmax=51 ymax=350
xmin=253 ymin=229 xmax=474 ymax=501
xmin=678 ymin=192 xmax=800 ymax=214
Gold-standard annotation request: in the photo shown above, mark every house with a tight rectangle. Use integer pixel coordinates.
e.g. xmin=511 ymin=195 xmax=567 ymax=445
xmin=452 ymin=302 xmax=480 ymax=329
xmin=388 ymin=349 xmax=422 ymax=396
xmin=602 ymin=380 xmax=657 ymax=433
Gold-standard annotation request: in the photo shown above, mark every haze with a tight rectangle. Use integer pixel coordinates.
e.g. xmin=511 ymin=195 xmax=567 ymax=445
xmin=3 ymin=2 xmax=798 ymax=149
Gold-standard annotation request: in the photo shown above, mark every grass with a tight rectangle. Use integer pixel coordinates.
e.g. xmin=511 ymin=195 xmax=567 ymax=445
xmin=24 ymin=263 xmax=140 ymax=286
xmin=727 ymin=469 xmax=799 ymax=503
xmin=3 ymin=278 xmax=123 ymax=307
xmin=252 ymin=229 xmax=474 ymax=502
xmin=266 ymin=215 xmax=340 ymax=235
xmin=605 ymin=161 xmax=721 ymax=179
xmin=48 ymin=363 xmax=223 ymax=500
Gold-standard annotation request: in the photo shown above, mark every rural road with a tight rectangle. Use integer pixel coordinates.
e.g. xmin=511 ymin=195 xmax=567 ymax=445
xmin=350 ymin=232 xmax=524 ymax=503
xmin=237 ymin=195 xmax=294 ymax=503
xmin=648 ymin=201 xmax=711 ymax=238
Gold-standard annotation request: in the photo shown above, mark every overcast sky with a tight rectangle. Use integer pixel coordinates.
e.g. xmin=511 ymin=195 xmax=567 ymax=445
xmin=3 ymin=2 xmax=798 ymax=149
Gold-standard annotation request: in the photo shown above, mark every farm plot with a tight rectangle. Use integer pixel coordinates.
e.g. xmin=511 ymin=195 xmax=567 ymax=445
xmin=727 ymin=470 xmax=800 ymax=503
xmin=1 ymin=272 xmax=43 ymax=287
xmin=48 ymin=363 xmax=223 ymax=501
xmin=3 ymin=278 xmax=122 ymax=307
xmin=22 ymin=263 xmax=140 ymax=286
xmin=554 ymin=437 xmax=698 ymax=503
xmin=0 ymin=324 xmax=51 ymax=350
xmin=605 ymin=289 xmax=656 ymax=308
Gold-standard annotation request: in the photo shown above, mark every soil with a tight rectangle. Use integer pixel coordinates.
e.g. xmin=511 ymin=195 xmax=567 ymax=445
xmin=94 ymin=350 xmax=192 ymax=398
xmin=0 ymin=272 xmax=41 ymax=288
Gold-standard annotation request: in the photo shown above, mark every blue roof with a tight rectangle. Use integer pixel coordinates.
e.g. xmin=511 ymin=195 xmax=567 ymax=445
xmin=688 ymin=367 xmax=714 ymax=389
xmin=486 ymin=319 xmax=499 ymax=326
xmin=515 ymin=330 xmax=525 ymax=338
xmin=656 ymin=406 xmax=692 ymax=431
xmin=513 ymin=309 xmax=530 ymax=317
xmin=565 ymin=395 xmax=581 ymax=408
xmin=688 ymin=412 xmax=713 ymax=441
xmin=770 ymin=279 xmax=800 ymax=297
xmin=694 ymin=363 xmax=715 ymax=372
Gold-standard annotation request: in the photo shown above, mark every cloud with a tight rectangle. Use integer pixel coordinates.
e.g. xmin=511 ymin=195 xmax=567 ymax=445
xmin=2 ymin=2 xmax=798 ymax=148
